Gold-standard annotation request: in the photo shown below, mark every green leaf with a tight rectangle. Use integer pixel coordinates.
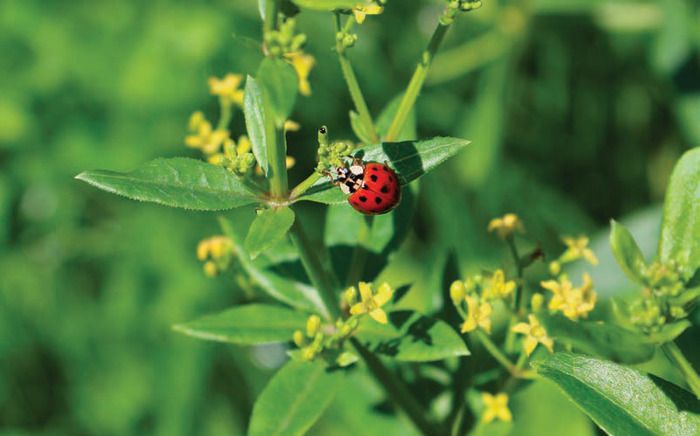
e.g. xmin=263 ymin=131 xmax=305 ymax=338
xmin=534 ymin=352 xmax=700 ymax=436
xmin=539 ymin=314 xmax=655 ymax=364
xmin=219 ymin=215 xmax=326 ymax=315
xmin=172 ymin=304 xmax=306 ymax=345
xmin=355 ymin=310 xmax=469 ymax=362
xmin=257 ymin=58 xmax=298 ymax=125
xmin=609 ymin=219 xmax=647 ymax=285
xmin=244 ymin=76 xmax=272 ymax=176
xmin=245 ymin=207 xmax=296 ymax=259
xmin=349 ymin=110 xmax=375 ymax=145
xmin=297 ymin=137 xmax=470 ymax=204
xmin=659 ymin=148 xmax=700 ymax=274
xmin=75 ymin=158 xmax=258 ymax=211
xmin=376 ymin=93 xmax=417 ymax=141
xmin=291 ymin=0 xmax=356 ymax=10
xmin=249 ymin=360 xmax=344 ymax=436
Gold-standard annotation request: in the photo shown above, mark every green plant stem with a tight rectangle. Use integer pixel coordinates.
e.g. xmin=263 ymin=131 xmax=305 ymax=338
xmin=216 ymin=98 xmax=233 ymax=131
xmin=344 ymin=215 xmax=372 ymax=285
xmin=289 ymin=172 xmax=322 ymax=200
xmin=263 ymin=0 xmax=278 ymax=36
xmin=352 ymin=339 xmax=439 ymax=435
xmin=385 ymin=17 xmax=452 ymax=141
xmin=267 ymin=127 xmax=289 ymax=198
xmin=288 ymin=217 xmax=340 ymax=319
xmin=334 ymin=14 xmax=379 ymax=143
xmin=474 ymin=330 xmax=517 ymax=375
xmin=504 ymin=236 xmax=524 ymax=351
xmin=662 ymin=341 xmax=700 ymax=399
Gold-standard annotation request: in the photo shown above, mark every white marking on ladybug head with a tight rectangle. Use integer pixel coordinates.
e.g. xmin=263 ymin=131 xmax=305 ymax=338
xmin=340 ymin=182 xmax=352 ymax=195
xmin=349 ymin=164 xmax=364 ymax=176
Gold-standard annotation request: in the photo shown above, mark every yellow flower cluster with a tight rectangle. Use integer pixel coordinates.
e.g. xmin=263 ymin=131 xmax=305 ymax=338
xmin=451 ymin=269 xmax=516 ymax=335
xmin=541 ymin=273 xmax=597 ymax=320
xmin=185 ymin=111 xmax=228 ymax=155
xmin=196 ymin=236 xmax=234 ymax=277
xmin=287 ymin=53 xmax=315 ymax=96
xmin=208 ymin=73 xmax=245 ymax=106
xmin=512 ymin=314 xmax=554 ymax=356
xmin=549 ymin=235 xmax=598 ymax=274
xmin=481 ymin=392 xmax=512 ymax=423
xmin=293 ymin=315 xmax=325 ymax=361
xmin=186 ymin=112 xmax=255 ymax=175
xmin=488 ymin=213 xmax=524 ymax=239
xmin=347 ymin=282 xmax=393 ymax=324
xmin=292 ymin=314 xmax=360 ymax=365
xmin=353 ymin=2 xmax=384 ymax=24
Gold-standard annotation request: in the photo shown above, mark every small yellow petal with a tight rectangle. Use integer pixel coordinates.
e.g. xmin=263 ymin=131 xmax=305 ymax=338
xmin=461 ymin=317 xmax=477 ymax=333
xmin=523 ymin=336 xmax=538 ymax=356
xmin=511 ymin=322 xmax=530 ymax=335
xmin=350 ymin=302 xmax=367 ymax=315
xmin=358 ymin=282 xmax=372 ymax=302
xmin=353 ymin=9 xmax=367 ymax=24
xmin=369 ymin=308 xmax=388 ymax=324
xmin=373 ymin=282 xmax=393 ymax=306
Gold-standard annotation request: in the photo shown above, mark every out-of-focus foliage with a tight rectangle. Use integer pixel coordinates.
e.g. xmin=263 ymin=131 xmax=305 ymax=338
xmin=1 ymin=0 xmax=699 ymax=434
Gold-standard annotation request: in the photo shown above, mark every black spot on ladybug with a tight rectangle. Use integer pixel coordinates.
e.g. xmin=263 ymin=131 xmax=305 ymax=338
xmin=359 ymin=196 xmax=367 ymax=202
xmin=388 ymin=176 xmax=394 ymax=182
xmin=375 ymin=197 xmax=382 ymax=204
xmin=380 ymin=185 xmax=389 ymax=194
xmin=370 ymin=174 xmax=378 ymax=182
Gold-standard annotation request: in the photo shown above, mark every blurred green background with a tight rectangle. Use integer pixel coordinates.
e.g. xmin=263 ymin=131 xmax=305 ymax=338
xmin=1 ymin=0 xmax=699 ymax=434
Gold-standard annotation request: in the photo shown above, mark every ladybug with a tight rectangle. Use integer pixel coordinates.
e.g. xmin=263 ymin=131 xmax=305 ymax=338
xmin=332 ymin=157 xmax=401 ymax=215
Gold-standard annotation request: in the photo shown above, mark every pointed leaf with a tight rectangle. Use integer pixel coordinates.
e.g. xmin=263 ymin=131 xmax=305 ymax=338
xmin=245 ymin=207 xmax=296 ymax=259
xmin=219 ymin=215 xmax=326 ymax=316
xmin=534 ymin=353 xmax=700 ymax=436
xmin=297 ymin=137 xmax=470 ymax=204
xmin=355 ymin=310 xmax=469 ymax=362
xmin=257 ymin=58 xmax=298 ymax=125
xmin=244 ymin=76 xmax=272 ymax=175
xmin=249 ymin=360 xmax=344 ymax=436
xmin=76 ymin=158 xmax=258 ymax=210
xmin=539 ymin=314 xmax=654 ymax=364
xmin=173 ymin=304 xmax=306 ymax=345
xmin=659 ymin=148 xmax=700 ymax=274
xmin=610 ymin=219 xmax=648 ymax=285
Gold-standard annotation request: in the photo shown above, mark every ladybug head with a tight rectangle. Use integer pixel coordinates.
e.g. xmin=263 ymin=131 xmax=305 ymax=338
xmin=335 ymin=160 xmax=365 ymax=195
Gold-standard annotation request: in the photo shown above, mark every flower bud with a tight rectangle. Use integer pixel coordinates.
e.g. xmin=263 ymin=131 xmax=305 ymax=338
xmin=531 ymin=293 xmax=544 ymax=311
xmin=549 ymin=261 xmax=561 ymax=276
xmin=344 ymin=286 xmax=358 ymax=306
xmin=450 ymin=280 xmax=466 ymax=305
xmin=203 ymin=261 xmax=217 ymax=277
xmin=293 ymin=330 xmax=304 ymax=347
xmin=306 ymin=315 xmax=321 ymax=337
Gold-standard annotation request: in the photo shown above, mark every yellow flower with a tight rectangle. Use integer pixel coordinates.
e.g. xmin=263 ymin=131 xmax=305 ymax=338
xmin=487 ymin=213 xmax=524 ymax=239
xmin=560 ymin=235 xmax=598 ymax=265
xmin=185 ymin=118 xmax=228 ymax=155
xmin=196 ymin=236 xmax=233 ymax=261
xmin=541 ymin=273 xmax=597 ymax=320
xmin=236 ymin=135 xmax=251 ymax=154
xmin=483 ymin=269 xmax=516 ymax=300
xmin=460 ymin=296 xmax=493 ymax=334
xmin=286 ymin=156 xmax=296 ymax=169
xmin=353 ymin=2 xmax=384 ymax=24
xmin=512 ymin=314 xmax=554 ymax=356
xmin=481 ymin=392 xmax=512 ymax=423
xmin=288 ymin=53 xmax=315 ymax=96
xmin=350 ymin=282 xmax=393 ymax=324
xmin=284 ymin=120 xmax=301 ymax=131
xmin=188 ymin=111 xmax=206 ymax=130
xmin=208 ymin=73 xmax=245 ymax=105
xmin=306 ymin=315 xmax=321 ymax=337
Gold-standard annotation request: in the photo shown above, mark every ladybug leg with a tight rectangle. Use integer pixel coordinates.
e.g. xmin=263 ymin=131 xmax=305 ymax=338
xmin=321 ymin=169 xmax=337 ymax=185
xmin=383 ymin=160 xmax=391 ymax=169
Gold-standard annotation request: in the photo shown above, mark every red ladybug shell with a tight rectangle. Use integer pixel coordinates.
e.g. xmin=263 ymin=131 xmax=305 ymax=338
xmin=348 ymin=163 xmax=401 ymax=215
